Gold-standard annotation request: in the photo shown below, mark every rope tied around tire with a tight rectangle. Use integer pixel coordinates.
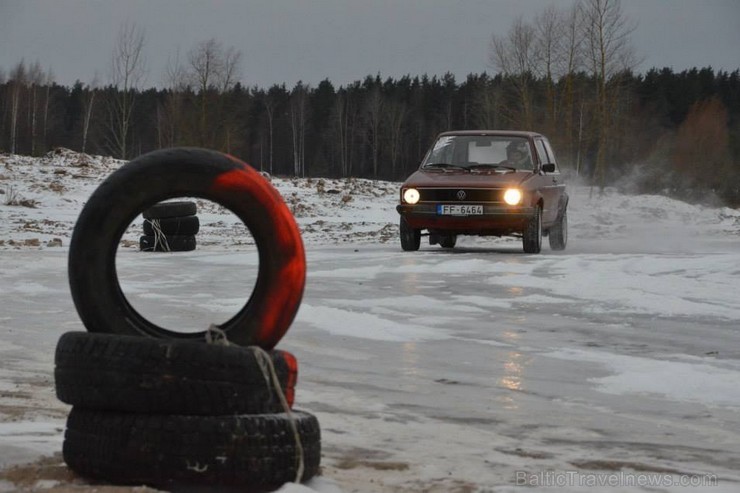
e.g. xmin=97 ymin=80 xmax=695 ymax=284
xmin=205 ymin=324 xmax=305 ymax=483
xmin=147 ymin=219 xmax=171 ymax=252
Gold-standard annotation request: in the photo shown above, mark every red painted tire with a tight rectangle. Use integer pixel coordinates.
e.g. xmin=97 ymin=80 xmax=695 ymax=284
xmin=68 ymin=147 xmax=305 ymax=349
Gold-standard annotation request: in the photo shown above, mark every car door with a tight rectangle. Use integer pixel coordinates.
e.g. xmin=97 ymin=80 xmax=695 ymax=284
xmin=534 ymin=138 xmax=563 ymax=226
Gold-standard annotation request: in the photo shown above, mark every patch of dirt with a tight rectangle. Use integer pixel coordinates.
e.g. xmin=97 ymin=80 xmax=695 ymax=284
xmin=0 ymin=453 xmax=165 ymax=492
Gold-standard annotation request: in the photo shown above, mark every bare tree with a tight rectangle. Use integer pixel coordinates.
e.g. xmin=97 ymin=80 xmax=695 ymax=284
xmin=331 ymin=89 xmax=357 ymax=177
xmin=440 ymin=73 xmax=456 ymax=130
xmin=263 ymin=94 xmax=277 ymax=174
xmin=219 ymin=46 xmax=242 ymax=93
xmin=106 ymin=21 xmax=147 ymax=159
xmin=187 ymin=39 xmax=241 ymax=92
xmin=8 ymin=60 xmax=27 ymax=154
xmin=559 ymin=3 xmax=585 ymax=167
xmin=189 ymin=38 xmax=220 ymax=145
xmin=383 ymin=99 xmax=408 ymax=178
xmin=158 ymin=49 xmax=190 ymax=148
xmin=533 ymin=6 xmax=564 ymax=133
xmin=473 ymin=81 xmax=502 ymax=130
xmin=41 ymin=67 xmax=54 ymax=152
xmin=27 ymin=61 xmax=44 ymax=155
xmin=81 ymin=75 xmax=100 ymax=153
xmin=363 ymin=86 xmax=383 ymax=177
xmin=164 ymin=48 xmax=189 ymax=93
xmin=489 ymin=17 xmax=537 ymax=128
xmin=580 ymin=0 xmax=638 ymax=189
xmin=289 ymin=82 xmax=308 ymax=177
xmin=255 ymin=85 xmax=287 ymax=175
xmin=186 ymin=38 xmax=242 ymax=147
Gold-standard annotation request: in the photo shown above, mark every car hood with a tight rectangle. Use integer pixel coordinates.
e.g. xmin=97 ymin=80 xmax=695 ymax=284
xmin=402 ymin=169 xmax=534 ymax=188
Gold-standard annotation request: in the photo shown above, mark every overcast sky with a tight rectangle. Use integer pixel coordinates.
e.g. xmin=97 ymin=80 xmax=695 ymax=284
xmin=1 ymin=0 xmax=738 ymax=89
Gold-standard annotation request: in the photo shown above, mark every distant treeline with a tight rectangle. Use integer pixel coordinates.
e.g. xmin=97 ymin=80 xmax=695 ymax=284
xmin=1 ymin=65 xmax=738 ymax=204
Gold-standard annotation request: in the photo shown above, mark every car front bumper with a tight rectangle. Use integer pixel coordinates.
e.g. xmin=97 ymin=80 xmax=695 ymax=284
xmin=397 ymin=203 xmax=536 ymax=234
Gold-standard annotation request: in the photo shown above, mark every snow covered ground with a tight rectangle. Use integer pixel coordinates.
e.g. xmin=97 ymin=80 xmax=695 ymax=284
xmin=1 ymin=149 xmax=740 ymax=492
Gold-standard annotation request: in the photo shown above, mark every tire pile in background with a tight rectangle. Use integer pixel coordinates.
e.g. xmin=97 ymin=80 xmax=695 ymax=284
xmin=140 ymin=200 xmax=199 ymax=252
xmin=59 ymin=147 xmax=317 ymax=490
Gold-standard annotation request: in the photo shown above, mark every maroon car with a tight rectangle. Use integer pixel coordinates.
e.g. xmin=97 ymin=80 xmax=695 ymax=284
xmin=397 ymin=130 xmax=568 ymax=253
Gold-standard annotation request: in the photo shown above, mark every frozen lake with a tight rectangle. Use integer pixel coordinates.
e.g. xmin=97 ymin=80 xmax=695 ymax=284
xmin=1 ymin=149 xmax=740 ymax=491
xmin=1 ymin=235 xmax=739 ymax=492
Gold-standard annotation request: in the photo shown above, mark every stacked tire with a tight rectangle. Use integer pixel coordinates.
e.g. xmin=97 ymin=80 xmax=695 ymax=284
xmin=140 ymin=200 xmax=199 ymax=252
xmin=54 ymin=332 xmax=320 ymax=490
xmin=60 ymin=148 xmax=317 ymax=490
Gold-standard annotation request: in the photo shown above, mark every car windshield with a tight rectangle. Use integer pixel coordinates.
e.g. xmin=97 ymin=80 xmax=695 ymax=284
xmin=421 ymin=135 xmax=534 ymax=171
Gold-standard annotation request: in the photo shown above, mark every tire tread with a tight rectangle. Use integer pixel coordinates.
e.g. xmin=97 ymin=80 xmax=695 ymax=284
xmin=63 ymin=408 xmax=321 ymax=488
xmin=55 ymin=332 xmax=297 ymax=414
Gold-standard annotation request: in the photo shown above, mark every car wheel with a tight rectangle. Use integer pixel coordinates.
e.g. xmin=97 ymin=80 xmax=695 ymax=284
xmin=399 ymin=217 xmax=420 ymax=251
xmin=68 ymin=147 xmax=305 ymax=349
xmin=522 ymin=205 xmax=542 ymax=254
xmin=63 ymin=408 xmax=321 ymax=488
xmin=548 ymin=209 xmax=568 ymax=251
xmin=439 ymin=235 xmax=457 ymax=248
xmin=54 ymin=332 xmax=298 ymax=415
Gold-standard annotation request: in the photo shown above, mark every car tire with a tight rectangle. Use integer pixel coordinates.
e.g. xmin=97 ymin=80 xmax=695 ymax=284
xmin=139 ymin=234 xmax=196 ymax=252
xmin=68 ymin=147 xmax=305 ymax=349
xmin=54 ymin=332 xmax=298 ymax=415
xmin=63 ymin=408 xmax=321 ymax=489
xmin=522 ymin=205 xmax=542 ymax=254
xmin=143 ymin=201 xmax=197 ymax=220
xmin=548 ymin=209 xmax=568 ymax=251
xmin=439 ymin=235 xmax=457 ymax=249
xmin=399 ymin=217 xmax=420 ymax=251
xmin=143 ymin=215 xmax=200 ymax=236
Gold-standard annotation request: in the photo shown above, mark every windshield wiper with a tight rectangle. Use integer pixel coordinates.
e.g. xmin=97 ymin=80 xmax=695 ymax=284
xmin=468 ymin=163 xmax=517 ymax=171
xmin=422 ymin=163 xmax=469 ymax=171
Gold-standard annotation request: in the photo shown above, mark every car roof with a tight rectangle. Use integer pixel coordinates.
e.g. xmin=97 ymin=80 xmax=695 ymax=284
xmin=436 ymin=130 xmax=544 ymax=139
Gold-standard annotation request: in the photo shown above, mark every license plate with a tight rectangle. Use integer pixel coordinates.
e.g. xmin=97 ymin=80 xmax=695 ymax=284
xmin=437 ymin=204 xmax=484 ymax=215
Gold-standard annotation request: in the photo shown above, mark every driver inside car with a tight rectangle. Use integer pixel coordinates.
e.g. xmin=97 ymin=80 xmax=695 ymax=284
xmin=504 ymin=141 xmax=533 ymax=169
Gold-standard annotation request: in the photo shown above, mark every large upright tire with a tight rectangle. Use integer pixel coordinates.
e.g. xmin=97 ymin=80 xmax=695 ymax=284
xmin=68 ymin=148 xmax=305 ymax=349
xmin=54 ymin=332 xmax=298 ymax=414
xmin=548 ymin=209 xmax=568 ymax=251
xmin=400 ymin=217 xmax=420 ymax=251
xmin=63 ymin=408 xmax=321 ymax=489
xmin=522 ymin=205 xmax=542 ymax=254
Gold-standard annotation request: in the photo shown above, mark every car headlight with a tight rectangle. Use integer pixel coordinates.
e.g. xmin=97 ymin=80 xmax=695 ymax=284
xmin=503 ymin=188 xmax=522 ymax=206
xmin=403 ymin=188 xmax=420 ymax=205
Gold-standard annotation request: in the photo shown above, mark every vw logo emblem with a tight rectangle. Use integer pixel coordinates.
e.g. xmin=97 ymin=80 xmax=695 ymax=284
xmin=456 ymin=190 xmax=466 ymax=200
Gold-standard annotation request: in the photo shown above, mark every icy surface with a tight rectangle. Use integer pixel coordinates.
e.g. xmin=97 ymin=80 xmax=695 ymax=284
xmin=1 ymin=149 xmax=740 ymax=492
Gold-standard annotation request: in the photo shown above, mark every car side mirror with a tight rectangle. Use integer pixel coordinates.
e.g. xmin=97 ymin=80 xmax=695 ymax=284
xmin=541 ymin=163 xmax=556 ymax=173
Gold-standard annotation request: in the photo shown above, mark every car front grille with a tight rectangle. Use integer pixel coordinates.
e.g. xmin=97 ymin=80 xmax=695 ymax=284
xmin=418 ymin=188 xmax=504 ymax=203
